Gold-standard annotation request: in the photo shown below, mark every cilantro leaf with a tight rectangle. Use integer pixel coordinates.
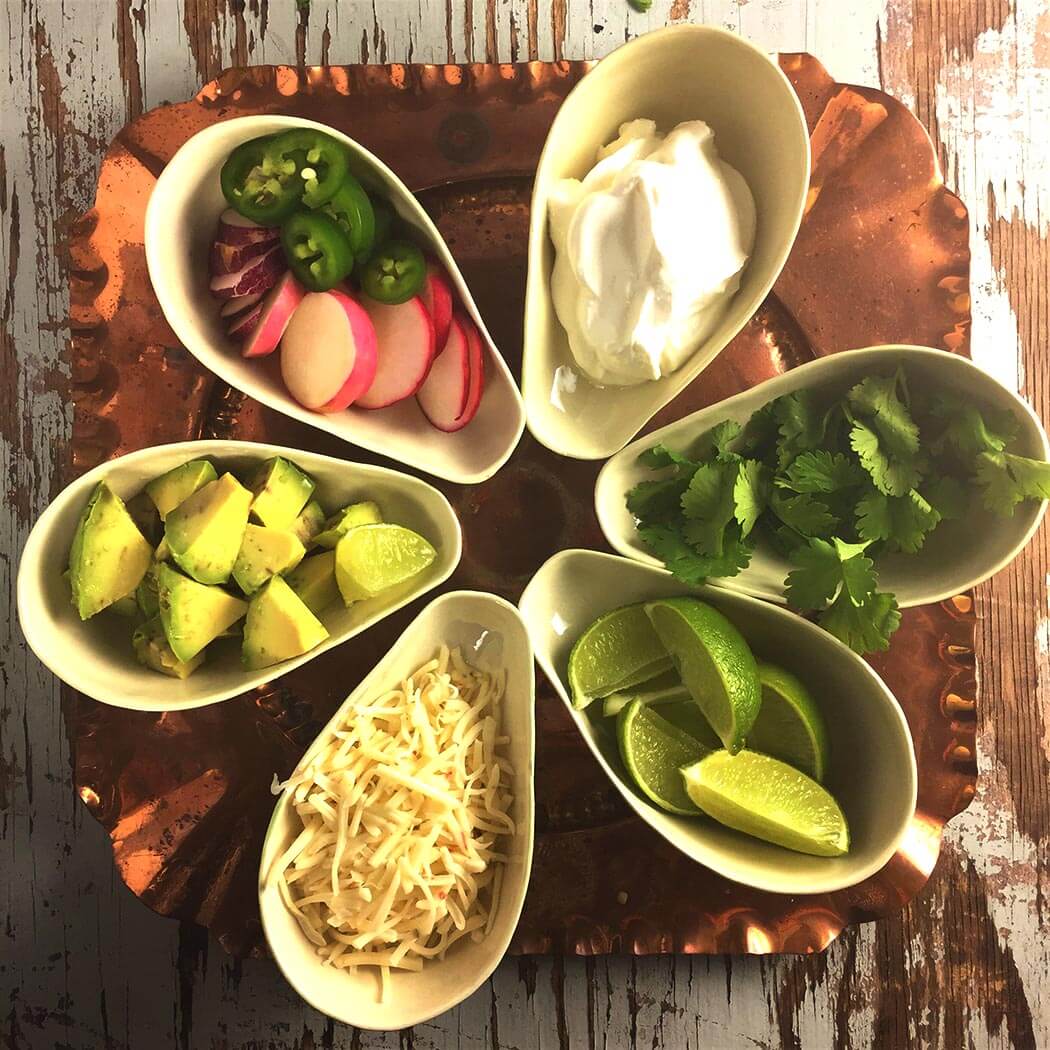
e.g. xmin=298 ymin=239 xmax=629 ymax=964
xmin=735 ymin=402 xmax=779 ymax=459
xmin=638 ymin=442 xmax=699 ymax=471
xmin=626 ymin=475 xmax=692 ymax=522
xmin=850 ymin=420 xmax=922 ymax=496
xmin=638 ymin=522 xmax=751 ymax=583
xmin=680 ymin=462 xmax=736 ymax=556
xmin=693 ymin=419 xmax=744 ymax=463
xmin=923 ymin=476 xmax=967 ymax=521
xmin=770 ymin=489 xmax=838 ymax=537
xmin=773 ymin=390 xmax=825 ymax=468
xmin=847 ymin=372 xmax=920 ymax=459
xmin=785 ymin=538 xmax=845 ymax=610
xmin=777 ymin=450 xmax=865 ymax=494
xmin=733 ymin=460 xmax=770 ymax=538
xmin=975 ymin=450 xmax=1050 ymax=515
xmin=819 ymin=591 xmax=901 ymax=653
xmin=928 ymin=393 xmax=1017 ymax=459
xmin=856 ymin=489 xmax=941 ymax=553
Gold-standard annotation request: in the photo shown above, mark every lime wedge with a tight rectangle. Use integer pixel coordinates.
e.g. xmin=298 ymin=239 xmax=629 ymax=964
xmin=644 ymin=597 xmax=760 ymax=754
xmin=657 ymin=701 xmax=723 ymax=751
xmin=617 ymin=700 xmax=713 ymax=815
xmin=334 ymin=524 xmax=436 ymax=603
xmin=568 ymin=603 xmax=673 ymax=710
xmin=748 ymin=662 xmax=830 ymax=781
xmin=681 ymin=750 xmax=850 ymax=856
xmin=601 ymin=669 xmax=689 ymax=717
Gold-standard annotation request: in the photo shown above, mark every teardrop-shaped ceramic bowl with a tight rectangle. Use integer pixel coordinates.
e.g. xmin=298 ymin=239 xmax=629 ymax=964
xmin=258 ymin=590 xmax=534 ymax=1030
xmin=522 ymin=25 xmax=811 ymax=460
xmin=145 ymin=116 xmax=525 ymax=485
xmin=519 ymin=549 xmax=916 ymax=895
xmin=17 ymin=441 xmax=461 ymax=711
xmin=595 ymin=345 xmax=1050 ymax=608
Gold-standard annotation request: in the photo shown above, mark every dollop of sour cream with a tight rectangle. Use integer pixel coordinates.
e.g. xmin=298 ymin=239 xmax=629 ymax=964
xmin=548 ymin=119 xmax=757 ymax=387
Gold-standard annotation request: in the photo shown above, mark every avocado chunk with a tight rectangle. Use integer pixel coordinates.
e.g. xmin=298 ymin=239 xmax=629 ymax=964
xmin=231 ymin=524 xmax=306 ymax=596
xmin=285 ymin=551 xmax=340 ymax=617
xmin=313 ymin=500 xmax=382 ymax=549
xmin=145 ymin=459 xmax=218 ymax=520
xmin=125 ymin=491 xmax=163 ymax=546
xmin=136 ymin=562 xmax=161 ymax=617
xmin=248 ymin=457 xmax=316 ymax=530
xmin=165 ymin=472 xmax=252 ymax=585
xmin=157 ymin=562 xmax=248 ymax=663
xmin=291 ymin=499 xmax=326 ymax=545
xmin=110 ymin=595 xmax=141 ymax=618
xmin=133 ymin=616 xmax=204 ymax=679
xmin=67 ymin=481 xmax=154 ymax=620
xmin=242 ymin=575 xmax=329 ymax=670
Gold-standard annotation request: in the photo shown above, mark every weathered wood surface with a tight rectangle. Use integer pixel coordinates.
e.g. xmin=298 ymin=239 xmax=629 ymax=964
xmin=2 ymin=1 xmax=1047 ymax=1047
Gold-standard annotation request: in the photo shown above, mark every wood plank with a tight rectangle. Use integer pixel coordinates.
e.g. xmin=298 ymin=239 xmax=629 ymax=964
xmin=1 ymin=1 xmax=1047 ymax=1047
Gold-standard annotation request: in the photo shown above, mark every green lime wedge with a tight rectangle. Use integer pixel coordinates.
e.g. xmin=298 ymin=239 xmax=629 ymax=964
xmin=601 ymin=668 xmax=689 ymax=717
xmin=334 ymin=524 xmax=436 ymax=603
xmin=657 ymin=701 xmax=723 ymax=751
xmin=568 ymin=603 xmax=673 ymax=710
xmin=617 ymin=700 xmax=713 ymax=815
xmin=644 ymin=597 xmax=760 ymax=754
xmin=681 ymin=750 xmax=850 ymax=856
xmin=748 ymin=662 xmax=830 ymax=781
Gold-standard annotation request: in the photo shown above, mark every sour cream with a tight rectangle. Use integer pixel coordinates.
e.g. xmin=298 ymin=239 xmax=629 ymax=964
xmin=548 ymin=119 xmax=756 ymax=387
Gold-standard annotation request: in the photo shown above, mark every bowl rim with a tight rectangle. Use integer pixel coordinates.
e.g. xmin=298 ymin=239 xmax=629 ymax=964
xmin=521 ymin=23 xmax=812 ymax=460
xmin=16 ymin=439 xmax=463 ymax=712
xmin=595 ymin=344 xmax=1050 ymax=608
xmin=144 ymin=114 xmax=525 ymax=486
xmin=518 ymin=547 xmax=919 ymax=895
xmin=257 ymin=588 xmax=536 ymax=1029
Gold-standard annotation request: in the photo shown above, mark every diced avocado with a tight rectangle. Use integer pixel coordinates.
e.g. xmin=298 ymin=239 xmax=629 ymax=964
xmin=133 ymin=616 xmax=204 ymax=679
xmin=68 ymin=481 xmax=154 ymax=620
xmin=165 ymin=472 xmax=252 ymax=585
xmin=291 ymin=499 xmax=326 ymax=545
xmin=242 ymin=575 xmax=329 ymax=670
xmin=125 ymin=491 xmax=163 ymax=546
xmin=136 ymin=562 xmax=161 ymax=617
xmin=248 ymin=457 xmax=316 ymax=530
xmin=313 ymin=500 xmax=382 ymax=549
xmin=145 ymin=459 xmax=218 ymax=520
xmin=285 ymin=551 xmax=340 ymax=617
xmin=231 ymin=524 xmax=306 ymax=596
xmin=157 ymin=562 xmax=248 ymax=663
xmin=154 ymin=537 xmax=171 ymax=562
xmin=110 ymin=595 xmax=140 ymax=618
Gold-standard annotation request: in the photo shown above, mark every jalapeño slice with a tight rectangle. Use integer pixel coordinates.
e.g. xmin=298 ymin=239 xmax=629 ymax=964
xmin=321 ymin=174 xmax=376 ymax=261
xmin=280 ymin=211 xmax=355 ymax=292
xmin=360 ymin=239 xmax=426 ymax=305
xmin=265 ymin=128 xmax=349 ymax=208
xmin=220 ymin=136 xmax=302 ymax=225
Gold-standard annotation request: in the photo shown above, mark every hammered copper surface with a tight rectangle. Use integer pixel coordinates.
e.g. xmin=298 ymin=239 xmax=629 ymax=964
xmin=67 ymin=56 xmax=974 ymax=958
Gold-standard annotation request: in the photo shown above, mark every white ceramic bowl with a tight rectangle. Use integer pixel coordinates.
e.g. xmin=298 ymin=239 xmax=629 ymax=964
xmin=144 ymin=116 xmax=525 ymax=485
xmin=522 ymin=25 xmax=811 ymax=460
xmin=258 ymin=590 xmax=534 ymax=1029
xmin=17 ymin=441 xmax=461 ymax=711
xmin=519 ymin=549 xmax=917 ymax=895
xmin=596 ymin=345 xmax=1050 ymax=608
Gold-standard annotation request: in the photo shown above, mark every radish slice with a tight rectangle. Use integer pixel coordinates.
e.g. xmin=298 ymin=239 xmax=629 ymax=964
xmin=420 ymin=260 xmax=454 ymax=353
xmin=281 ymin=291 xmax=378 ymax=412
xmin=415 ymin=315 xmax=472 ymax=431
xmin=217 ymin=209 xmax=281 ymax=246
xmin=228 ymin=302 xmax=264 ymax=338
xmin=210 ymin=237 xmax=277 ymax=276
xmin=242 ymin=274 xmax=306 ymax=358
xmin=355 ymin=296 xmax=436 ymax=409
xmin=456 ymin=314 xmax=486 ymax=426
xmin=219 ymin=292 xmax=263 ymax=318
xmin=209 ymin=246 xmax=284 ymax=300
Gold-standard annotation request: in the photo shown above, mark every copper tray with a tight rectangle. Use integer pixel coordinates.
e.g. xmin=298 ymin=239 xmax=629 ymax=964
xmin=68 ymin=55 xmax=974 ymax=957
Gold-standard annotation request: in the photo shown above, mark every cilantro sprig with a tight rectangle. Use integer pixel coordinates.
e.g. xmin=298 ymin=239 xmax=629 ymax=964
xmin=626 ymin=366 xmax=1050 ymax=655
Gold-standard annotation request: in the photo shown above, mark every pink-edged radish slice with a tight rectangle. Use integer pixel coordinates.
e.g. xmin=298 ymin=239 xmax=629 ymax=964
xmin=415 ymin=314 xmax=472 ymax=431
xmin=355 ymin=296 xmax=436 ymax=410
xmin=227 ymin=302 xmax=264 ymax=338
xmin=280 ymin=291 xmax=378 ymax=412
xmin=456 ymin=313 xmax=486 ymax=426
xmin=209 ymin=245 xmax=284 ymax=300
xmin=219 ymin=291 xmax=263 ymax=318
xmin=420 ymin=260 xmax=454 ymax=353
xmin=242 ymin=273 xmax=306 ymax=358
xmin=210 ymin=237 xmax=278 ymax=276
xmin=217 ymin=209 xmax=281 ymax=246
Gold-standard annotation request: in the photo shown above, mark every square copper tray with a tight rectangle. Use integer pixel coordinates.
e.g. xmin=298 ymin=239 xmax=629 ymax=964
xmin=68 ymin=55 xmax=975 ymax=957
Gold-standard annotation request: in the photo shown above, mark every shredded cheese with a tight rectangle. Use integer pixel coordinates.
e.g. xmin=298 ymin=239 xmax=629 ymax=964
xmin=269 ymin=646 xmax=514 ymax=1000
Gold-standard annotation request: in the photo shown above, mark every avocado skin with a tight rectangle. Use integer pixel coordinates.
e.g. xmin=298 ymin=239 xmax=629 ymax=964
xmin=249 ymin=457 xmax=316 ymax=531
xmin=68 ymin=482 xmax=154 ymax=620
